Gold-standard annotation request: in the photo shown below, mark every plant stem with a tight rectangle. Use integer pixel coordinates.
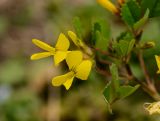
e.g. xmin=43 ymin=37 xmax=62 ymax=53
xmin=138 ymin=50 xmax=151 ymax=85
xmin=125 ymin=63 xmax=160 ymax=101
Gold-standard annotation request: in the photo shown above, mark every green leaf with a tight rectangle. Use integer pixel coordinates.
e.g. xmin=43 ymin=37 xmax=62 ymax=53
xmin=103 ymin=82 xmax=114 ymax=113
xmin=134 ymin=9 xmax=150 ymax=30
xmin=126 ymin=0 xmax=141 ymax=21
xmin=103 ymin=63 xmax=139 ymax=111
xmin=110 ymin=63 xmax=119 ymax=90
xmin=73 ymin=17 xmax=83 ymax=39
xmin=119 ymin=40 xmax=129 ymax=56
xmin=127 ymin=39 xmax=135 ymax=54
xmin=103 ymin=63 xmax=119 ymax=104
xmin=92 ymin=19 xmax=110 ymax=51
xmin=121 ymin=0 xmax=141 ymax=27
xmin=117 ymin=32 xmax=133 ymax=41
xmin=0 ymin=60 xmax=25 ymax=84
xmin=117 ymin=85 xmax=140 ymax=99
xmin=141 ymin=0 xmax=160 ymax=17
xmin=113 ymin=39 xmax=135 ymax=57
xmin=103 ymin=82 xmax=116 ymax=104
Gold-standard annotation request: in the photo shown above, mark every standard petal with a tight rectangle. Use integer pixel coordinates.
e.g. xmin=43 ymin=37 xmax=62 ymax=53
xmin=55 ymin=33 xmax=70 ymax=51
xmin=31 ymin=52 xmax=52 ymax=60
xmin=75 ymin=60 xmax=92 ymax=80
xmin=66 ymin=51 xmax=83 ymax=70
xmin=32 ymin=39 xmax=55 ymax=52
xmin=52 ymin=72 xmax=74 ymax=87
xmin=54 ymin=51 xmax=68 ymax=66
xmin=68 ymin=31 xmax=84 ymax=47
xmin=68 ymin=31 xmax=78 ymax=46
xmin=63 ymin=76 xmax=74 ymax=90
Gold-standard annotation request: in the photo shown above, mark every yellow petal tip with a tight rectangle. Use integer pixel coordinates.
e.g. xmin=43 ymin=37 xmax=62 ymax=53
xmin=32 ymin=39 xmax=38 ymax=43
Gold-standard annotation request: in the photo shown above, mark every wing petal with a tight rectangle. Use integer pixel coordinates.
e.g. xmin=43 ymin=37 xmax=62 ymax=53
xmin=63 ymin=76 xmax=74 ymax=90
xmin=66 ymin=51 xmax=83 ymax=70
xmin=55 ymin=33 xmax=70 ymax=51
xmin=32 ymin=39 xmax=55 ymax=52
xmin=31 ymin=52 xmax=52 ymax=60
xmin=52 ymin=72 xmax=74 ymax=87
xmin=75 ymin=60 xmax=92 ymax=80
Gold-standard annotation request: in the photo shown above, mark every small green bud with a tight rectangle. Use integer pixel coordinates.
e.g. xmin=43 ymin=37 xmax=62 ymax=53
xmin=140 ymin=41 xmax=155 ymax=49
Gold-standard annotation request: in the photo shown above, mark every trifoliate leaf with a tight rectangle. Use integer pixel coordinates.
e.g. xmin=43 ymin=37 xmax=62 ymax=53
xmin=121 ymin=0 xmax=141 ymax=27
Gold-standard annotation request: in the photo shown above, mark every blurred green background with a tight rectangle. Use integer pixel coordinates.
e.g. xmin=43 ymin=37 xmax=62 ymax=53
xmin=0 ymin=0 xmax=160 ymax=121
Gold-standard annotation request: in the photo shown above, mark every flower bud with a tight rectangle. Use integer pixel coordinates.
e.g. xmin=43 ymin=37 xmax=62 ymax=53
xmin=97 ymin=0 xmax=119 ymax=14
xmin=140 ymin=41 xmax=155 ymax=49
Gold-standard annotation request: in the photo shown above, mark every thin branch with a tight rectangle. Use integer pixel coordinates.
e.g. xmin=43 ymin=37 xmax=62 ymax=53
xmin=92 ymin=47 xmax=115 ymax=58
xmin=138 ymin=50 xmax=152 ymax=85
xmin=125 ymin=62 xmax=160 ymax=101
xmin=98 ymin=58 xmax=112 ymax=65
xmin=95 ymin=66 xmax=111 ymax=76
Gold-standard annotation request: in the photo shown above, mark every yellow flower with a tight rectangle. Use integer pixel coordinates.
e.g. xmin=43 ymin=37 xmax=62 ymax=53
xmin=144 ymin=102 xmax=160 ymax=115
xmin=97 ymin=0 xmax=119 ymax=14
xmin=155 ymin=55 xmax=160 ymax=74
xmin=31 ymin=33 xmax=70 ymax=66
xmin=52 ymin=51 xmax=92 ymax=90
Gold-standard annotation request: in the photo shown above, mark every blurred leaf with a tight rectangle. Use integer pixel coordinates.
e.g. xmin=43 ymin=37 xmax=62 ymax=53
xmin=103 ymin=63 xmax=119 ymax=113
xmin=117 ymin=32 xmax=133 ymax=41
xmin=1 ymin=90 xmax=41 ymax=121
xmin=0 ymin=60 xmax=25 ymax=84
xmin=119 ymin=40 xmax=130 ymax=56
xmin=11 ymin=6 xmax=32 ymax=26
xmin=103 ymin=64 xmax=119 ymax=105
xmin=113 ymin=39 xmax=135 ymax=57
xmin=141 ymin=0 xmax=160 ymax=17
xmin=134 ymin=9 xmax=150 ymax=30
xmin=121 ymin=0 xmax=141 ymax=27
xmin=0 ymin=16 xmax=9 ymax=37
xmin=92 ymin=19 xmax=110 ymax=51
xmin=127 ymin=39 xmax=136 ymax=54
xmin=73 ymin=17 xmax=83 ymax=39
xmin=103 ymin=82 xmax=115 ymax=104
xmin=117 ymin=85 xmax=140 ymax=99
xmin=126 ymin=0 xmax=141 ymax=21
xmin=110 ymin=63 xmax=119 ymax=90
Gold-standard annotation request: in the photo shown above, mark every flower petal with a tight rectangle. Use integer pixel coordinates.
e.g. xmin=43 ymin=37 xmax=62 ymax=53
xmin=155 ymin=55 xmax=160 ymax=74
xmin=97 ymin=0 xmax=118 ymax=14
xmin=68 ymin=31 xmax=84 ymax=47
xmin=54 ymin=51 xmax=68 ymax=66
xmin=31 ymin=52 xmax=52 ymax=60
xmin=63 ymin=76 xmax=74 ymax=90
xmin=52 ymin=72 xmax=74 ymax=87
xmin=75 ymin=60 xmax=92 ymax=80
xmin=55 ymin=33 xmax=70 ymax=51
xmin=66 ymin=51 xmax=83 ymax=70
xmin=32 ymin=39 xmax=55 ymax=52
xmin=144 ymin=102 xmax=160 ymax=115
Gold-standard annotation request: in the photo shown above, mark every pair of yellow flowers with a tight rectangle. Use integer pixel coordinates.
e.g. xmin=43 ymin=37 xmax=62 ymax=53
xmin=31 ymin=31 xmax=92 ymax=90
